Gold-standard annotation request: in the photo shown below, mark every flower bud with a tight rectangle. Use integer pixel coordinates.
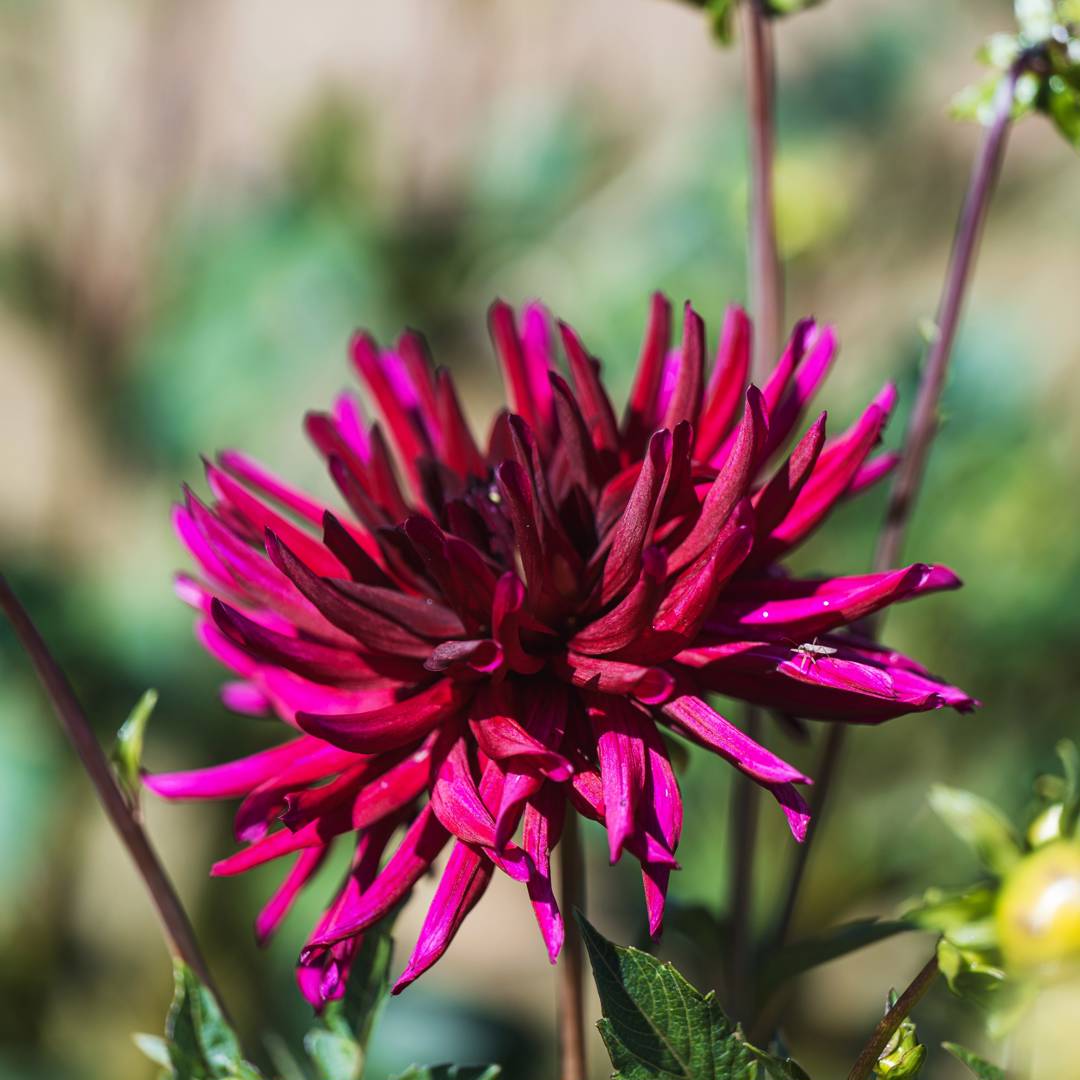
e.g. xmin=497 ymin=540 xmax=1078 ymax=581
xmin=997 ymin=840 xmax=1080 ymax=975
xmin=874 ymin=1009 xmax=926 ymax=1079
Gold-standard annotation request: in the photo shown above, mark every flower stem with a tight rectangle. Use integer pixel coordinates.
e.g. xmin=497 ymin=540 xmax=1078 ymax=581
xmin=846 ymin=953 xmax=939 ymax=1080
xmin=766 ymin=60 xmax=1024 ymax=978
xmin=0 ymin=574 xmax=222 ymax=1001
xmin=872 ymin=62 xmax=1022 ymax=576
xmin=558 ymin=811 xmax=588 ymax=1080
xmin=727 ymin=705 xmax=762 ymax=1019
xmin=742 ymin=0 xmax=783 ymax=375
xmin=729 ymin=0 xmax=781 ymax=1013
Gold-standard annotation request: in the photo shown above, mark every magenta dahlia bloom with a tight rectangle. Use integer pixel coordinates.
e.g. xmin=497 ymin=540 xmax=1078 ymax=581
xmin=149 ymin=294 xmax=974 ymax=1005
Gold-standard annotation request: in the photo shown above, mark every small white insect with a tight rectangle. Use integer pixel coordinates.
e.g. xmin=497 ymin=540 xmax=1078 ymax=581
xmin=794 ymin=638 xmax=838 ymax=660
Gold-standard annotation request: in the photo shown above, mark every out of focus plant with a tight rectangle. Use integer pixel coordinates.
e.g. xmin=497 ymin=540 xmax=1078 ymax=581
xmin=954 ymin=0 xmax=1080 ymax=148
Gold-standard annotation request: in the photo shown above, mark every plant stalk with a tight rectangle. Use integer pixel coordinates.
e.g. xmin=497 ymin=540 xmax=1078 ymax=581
xmin=767 ymin=60 xmax=1023 ymax=972
xmin=871 ymin=62 xmax=1021 ymax=577
xmin=742 ymin=0 xmax=783 ymax=375
xmin=0 ymin=574 xmax=221 ymax=1001
xmin=558 ymin=811 xmax=588 ymax=1080
xmin=728 ymin=0 xmax=782 ymax=1014
xmin=846 ymin=953 xmax=940 ymax=1080
xmin=727 ymin=705 xmax=762 ymax=1019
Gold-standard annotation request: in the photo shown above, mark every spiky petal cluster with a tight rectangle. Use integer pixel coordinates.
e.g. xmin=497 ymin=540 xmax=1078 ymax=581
xmin=149 ymin=294 xmax=975 ymax=1005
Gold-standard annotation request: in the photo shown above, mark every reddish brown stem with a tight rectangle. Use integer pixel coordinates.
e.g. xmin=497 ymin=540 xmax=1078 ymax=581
xmin=758 ymin=62 xmax=1024 ymax=1043
xmin=743 ymin=0 xmax=783 ymax=378
xmin=0 ymin=574 xmax=221 ymax=1000
xmin=558 ymin=811 xmax=588 ymax=1080
xmin=872 ymin=63 xmax=1021 ymax=577
xmin=847 ymin=953 xmax=940 ymax=1080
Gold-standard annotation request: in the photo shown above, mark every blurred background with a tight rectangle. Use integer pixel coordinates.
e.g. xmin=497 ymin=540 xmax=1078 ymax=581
xmin=1 ymin=0 xmax=1078 ymax=1077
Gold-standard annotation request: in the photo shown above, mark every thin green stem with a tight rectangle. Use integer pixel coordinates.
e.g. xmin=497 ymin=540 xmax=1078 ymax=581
xmin=0 ymin=574 xmax=222 ymax=1003
xmin=847 ymin=953 xmax=940 ymax=1080
xmin=558 ymin=811 xmax=588 ymax=1080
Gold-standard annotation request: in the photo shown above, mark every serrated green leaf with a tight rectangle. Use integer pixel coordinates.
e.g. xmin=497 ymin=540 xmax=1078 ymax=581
xmin=389 ymin=1067 xmax=502 ymax=1080
xmin=758 ymin=919 xmax=913 ymax=1000
xmin=111 ymin=689 xmax=157 ymax=811
xmin=941 ymin=1043 xmax=1005 ymax=1080
xmin=928 ymin=785 xmax=1022 ymax=876
xmin=1057 ymin=739 xmax=1080 ymax=835
xmin=577 ymin=913 xmax=805 ymax=1080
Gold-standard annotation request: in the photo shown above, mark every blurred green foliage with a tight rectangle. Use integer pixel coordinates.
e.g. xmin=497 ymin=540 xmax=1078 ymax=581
xmin=1 ymin=1 xmax=1079 ymax=1079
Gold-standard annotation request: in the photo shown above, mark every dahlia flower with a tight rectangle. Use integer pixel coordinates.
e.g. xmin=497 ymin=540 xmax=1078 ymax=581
xmin=148 ymin=294 xmax=974 ymax=1005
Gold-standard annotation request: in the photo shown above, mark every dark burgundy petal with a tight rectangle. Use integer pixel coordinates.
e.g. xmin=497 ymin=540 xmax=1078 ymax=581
xmin=266 ymin=531 xmax=457 ymax=655
xmin=600 ymin=429 xmax=672 ymax=604
xmin=307 ymin=804 xmax=450 ymax=950
xmin=321 ymin=512 xmax=393 ymax=588
xmin=296 ymin=679 xmax=468 ymax=753
xmin=489 ymin=300 xmax=554 ymax=445
xmin=435 ymin=368 xmax=487 ymax=479
xmin=661 ymin=303 xmax=705 ymax=432
xmin=587 ymin=693 xmax=649 ymax=862
xmin=559 ymin=320 xmax=620 ymax=459
xmin=752 ymin=413 xmax=827 ymax=540
xmin=523 ymin=783 xmax=566 ymax=962
xmin=696 ymin=304 xmax=751 ymax=461
xmin=392 ymin=840 xmax=494 ymax=993
xmin=570 ymin=546 xmax=666 ymax=656
xmin=622 ymin=291 xmax=672 ymax=457
xmin=211 ymin=599 xmax=403 ymax=684
xmin=668 ymin=388 xmax=767 ymax=575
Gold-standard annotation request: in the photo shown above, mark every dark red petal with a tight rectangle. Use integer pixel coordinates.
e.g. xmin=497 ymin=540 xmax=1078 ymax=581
xmin=696 ymin=304 xmax=751 ymax=461
xmin=296 ymin=679 xmax=468 ymax=753
xmin=668 ymin=388 xmax=768 ymax=575
xmin=622 ymin=291 xmax=672 ymax=458
xmin=661 ymin=303 xmax=705 ymax=432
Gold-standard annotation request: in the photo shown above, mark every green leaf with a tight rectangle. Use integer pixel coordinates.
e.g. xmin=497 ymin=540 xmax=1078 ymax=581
xmin=305 ymin=1030 xmax=363 ymax=1080
xmin=764 ymin=0 xmax=825 ymax=15
xmin=164 ymin=961 xmax=266 ymax=1079
xmin=577 ymin=913 xmax=806 ymax=1079
xmin=902 ymin=885 xmax=998 ymax=951
xmin=110 ymin=689 xmax=157 ymax=811
xmin=935 ymin=939 xmax=1027 ymax=1021
xmin=1047 ymin=76 xmax=1080 ymax=148
xmin=389 ymin=1068 xmax=502 ymax=1080
xmin=676 ymin=0 xmax=737 ymax=45
xmin=941 ymin=1043 xmax=1005 ymax=1080
xmin=928 ymin=785 xmax=1022 ymax=876
xmin=304 ymin=920 xmax=395 ymax=1080
xmin=133 ymin=1033 xmax=172 ymax=1068
xmin=1057 ymin=739 xmax=1080 ymax=836
xmin=758 ymin=919 xmax=913 ymax=1000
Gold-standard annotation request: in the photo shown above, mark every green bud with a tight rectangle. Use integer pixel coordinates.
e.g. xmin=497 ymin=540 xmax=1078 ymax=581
xmin=873 ymin=998 xmax=926 ymax=1078
xmin=110 ymin=688 xmax=158 ymax=814
xmin=997 ymin=840 xmax=1080 ymax=976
